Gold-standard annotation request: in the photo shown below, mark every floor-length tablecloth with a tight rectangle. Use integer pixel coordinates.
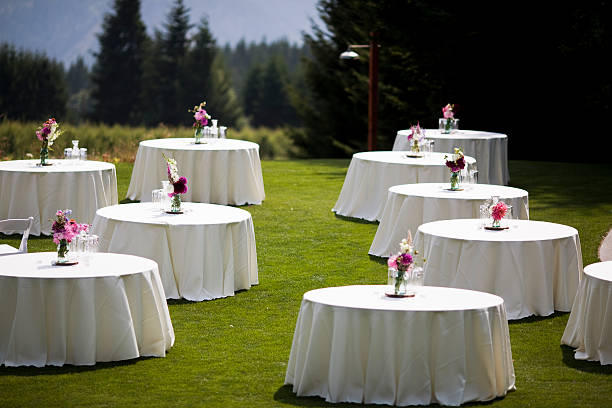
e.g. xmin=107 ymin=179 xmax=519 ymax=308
xmin=369 ymin=183 xmax=529 ymax=257
xmin=285 ymin=285 xmax=515 ymax=406
xmin=415 ymin=219 xmax=582 ymax=319
xmin=0 ymin=160 xmax=118 ymax=235
xmin=393 ymin=129 xmax=508 ymax=185
xmin=0 ymin=252 xmax=174 ymax=367
xmin=126 ymin=138 xmax=265 ymax=205
xmin=92 ymin=202 xmax=258 ymax=301
xmin=332 ymin=152 xmax=476 ymax=221
xmin=562 ymin=261 xmax=612 ymax=364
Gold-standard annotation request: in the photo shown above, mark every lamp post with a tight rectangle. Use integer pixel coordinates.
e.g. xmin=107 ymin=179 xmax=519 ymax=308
xmin=340 ymin=31 xmax=379 ymax=151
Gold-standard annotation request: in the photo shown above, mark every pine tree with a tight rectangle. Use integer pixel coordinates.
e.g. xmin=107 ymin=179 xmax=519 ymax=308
xmin=91 ymin=0 xmax=147 ymax=124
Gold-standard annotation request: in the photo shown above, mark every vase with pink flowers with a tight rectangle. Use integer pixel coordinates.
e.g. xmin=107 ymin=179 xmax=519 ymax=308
xmin=51 ymin=209 xmax=89 ymax=264
xmin=405 ymin=123 xmax=426 ymax=157
xmin=36 ymin=118 xmax=62 ymax=166
xmin=386 ymin=232 xmax=425 ymax=297
xmin=444 ymin=147 xmax=466 ymax=190
xmin=163 ymin=155 xmax=188 ymax=213
xmin=439 ymin=104 xmax=459 ymax=134
xmin=189 ymin=101 xmax=211 ymax=144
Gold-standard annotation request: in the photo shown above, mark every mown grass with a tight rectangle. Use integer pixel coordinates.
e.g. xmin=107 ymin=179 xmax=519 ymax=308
xmin=1 ymin=159 xmax=611 ymax=407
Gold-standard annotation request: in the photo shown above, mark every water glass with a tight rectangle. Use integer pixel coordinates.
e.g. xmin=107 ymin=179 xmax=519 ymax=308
xmin=79 ymin=148 xmax=87 ymax=161
xmin=151 ymin=189 xmax=163 ymax=210
xmin=479 ymin=204 xmax=490 ymax=228
xmin=219 ymin=126 xmax=227 ymax=139
xmin=64 ymin=148 xmax=72 ymax=160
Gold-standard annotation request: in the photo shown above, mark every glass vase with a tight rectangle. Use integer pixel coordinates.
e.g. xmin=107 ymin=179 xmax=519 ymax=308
xmin=194 ymin=128 xmax=205 ymax=144
xmin=388 ymin=268 xmax=415 ymax=296
xmin=40 ymin=140 xmax=49 ymax=166
xmin=439 ymin=118 xmax=459 ymax=134
xmin=170 ymin=194 xmax=182 ymax=213
xmin=492 ymin=218 xmax=501 ymax=228
xmin=450 ymin=171 xmax=461 ymax=190
xmin=57 ymin=239 xmax=69 ymax=263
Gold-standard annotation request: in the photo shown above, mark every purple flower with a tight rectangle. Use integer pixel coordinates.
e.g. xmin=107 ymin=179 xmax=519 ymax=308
xmin=173 ymin=176 xmax=188 ymax=195
xmin=398 ymin=253 xmax=413 ymax=266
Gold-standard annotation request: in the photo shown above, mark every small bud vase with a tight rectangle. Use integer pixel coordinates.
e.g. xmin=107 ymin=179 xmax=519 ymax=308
xmin=439 ymin=118 xmax=459 ymax=134
xmin=170 ymin=194 xmax=182 ymax=213
xmin=40 ymin=140 xmax=49 ymax=166
xmin=194 ymin=128 xmax=204 ymax=144
xmin=450 ymin=171 xmax=461 ymax=190
xmin=57 ymin=239 xmax=69 ymax=263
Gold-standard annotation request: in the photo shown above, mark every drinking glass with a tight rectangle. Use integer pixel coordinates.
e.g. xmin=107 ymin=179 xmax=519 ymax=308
xmin=479 ymin=204 xmax=490 ymax=228
xmin=79 ymin=148 xmax=87 ymax=161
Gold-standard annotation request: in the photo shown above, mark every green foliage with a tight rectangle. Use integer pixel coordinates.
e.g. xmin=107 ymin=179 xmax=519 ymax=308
xmin=0 ymin=120 xmax=299 ymax=161
xmin=295 ymin=0 xmax=612 ymax=159
xmin=91 ymin=0 xmax=147 ymax=125
xmin=0 ymin=43 xmax=68 ymax=121
xmin=0 ymin=159 xmax=611 ymax=407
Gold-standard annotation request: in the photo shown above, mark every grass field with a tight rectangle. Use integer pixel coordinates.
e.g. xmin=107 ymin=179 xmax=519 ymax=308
xmin=1 ymin=159 xmax=612 ymax=407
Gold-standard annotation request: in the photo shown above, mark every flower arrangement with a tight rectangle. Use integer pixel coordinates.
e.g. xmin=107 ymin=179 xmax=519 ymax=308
xmin=36 ymin=118 xmax=62 ymax=165
xmin=189 ymin=101 xmax=211 ymax=144
xmin=51 ymin=209 xmax=88 ymax=263
xmin=440 ymin=104 xmax=457 ymax=134
xmin=490 ymin=201 xmax=508 ymax=228
xmin=164 ymin=154 xmax=188 ymax=212
xmin=444 ymin=148 xmax=466 ymax=190
xmin=387 ymin=233 xmax=424 ymax=296
xmin=406 ymin=122 xmax=426 ymax=154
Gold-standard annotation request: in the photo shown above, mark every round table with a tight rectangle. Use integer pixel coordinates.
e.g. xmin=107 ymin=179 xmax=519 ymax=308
xmin=393 ymin=129 xmax=509 ymax=185
xmin=369 ymin=183 xmax=529 ymax=257
xmin=0 ymin=252 xmax=174 ymax=367
xmin=332 ymin=152 xmax=476 ymax=221
xmin=415 ymin=219 xmax=582 ymax=320
xmin=126 ymin=138 xmax=265 ymax=205
xmin=91 ymin=202 xmax=258 ymax=301
xmin=285 ymin=285 xmax=515 ymax=406
xmin=562 ymin=261 xmax=612 ymax=364
xmin=0 ymin=159 xmax=118 ymax=235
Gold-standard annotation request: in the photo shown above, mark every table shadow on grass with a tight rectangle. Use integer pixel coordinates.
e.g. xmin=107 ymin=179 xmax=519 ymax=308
xmin=274 ymin=384 xmax=502 ymax=407
xmin=333 ymin=213 xmax=379 ymax=225
xmin=507 ymin=311 xmax=568 ymax=325
xmin=560 ymin=345 xmax=612 ymax=374
xmin=0 ymin=356 xmax=154 ymax=377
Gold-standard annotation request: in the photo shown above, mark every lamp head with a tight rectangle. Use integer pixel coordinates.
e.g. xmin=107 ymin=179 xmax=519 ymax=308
xmin=340 ymin=49 xmax=359 ymax=60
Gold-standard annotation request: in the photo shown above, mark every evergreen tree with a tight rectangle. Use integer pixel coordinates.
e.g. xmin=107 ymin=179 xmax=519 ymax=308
xmin=0 ymin=43 xmax=67 ymax=121
xmin=156 ymin=0 xmax=193 ymax=125
xmin=66 ymin=56 xmax=90 ymax=95
xmin=91 ymin=0 xmax=147 ymax=125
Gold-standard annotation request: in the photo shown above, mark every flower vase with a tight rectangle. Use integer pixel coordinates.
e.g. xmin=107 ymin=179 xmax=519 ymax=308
xmin=40 ymin=140 xmax=49 ymax=166
xmin=450 ymin=171 xmax=461 ymax=190
xmin=492 ymin=218 xmax=501 ymax=228
xmin=411 ymin=141 xmax=420 ymax=154
xmin=194 ymin=128 xmax=205 ymax=144
xmin=57 ymin=239 xmax=69 ymax=263
xmin=170 ymin=194 xmax=182 ymax=213
xmin=388 ymin=268 xmax=415 ymax=297
xmin=439 ymin=118 xmax=459 ymax=134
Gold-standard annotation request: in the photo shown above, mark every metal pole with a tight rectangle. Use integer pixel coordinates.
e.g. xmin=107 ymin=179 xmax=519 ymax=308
xmin=368 ymin=31 xmax=379 ymax=151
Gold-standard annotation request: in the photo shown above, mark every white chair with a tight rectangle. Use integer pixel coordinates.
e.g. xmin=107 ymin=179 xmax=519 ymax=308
xmin=0 ymin=217 xmax=34 ymax=256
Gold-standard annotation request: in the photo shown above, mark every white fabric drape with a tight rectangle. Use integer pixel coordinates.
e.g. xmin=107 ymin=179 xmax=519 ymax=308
xmin=285 ymin=285 xmax=515 ymax=406
xmin=126 ymin=138 xmax=265 ymax=205
xmin=393 ymin=129 xmax=509 ymax=185
xmin=415 ymin=219 xmax=582 ymax=320
xmin=0 ymin=160 xmax=118 ymax=235
xmin=0 ymin=252 xmax=174 ymax=367
xmin=92 ymin=202 xmax=258 ymax=301
xmin=332 ymin=152 xmax=476 ymax=222
xmin=370 ymin=183 xmax=529 ymax=257
xmin=562 ymin=261 xmax=612 ymax=364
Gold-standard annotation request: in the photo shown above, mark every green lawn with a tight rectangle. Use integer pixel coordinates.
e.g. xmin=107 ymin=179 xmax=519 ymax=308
xmin=1 ymin=159 xmax=611 ymax=407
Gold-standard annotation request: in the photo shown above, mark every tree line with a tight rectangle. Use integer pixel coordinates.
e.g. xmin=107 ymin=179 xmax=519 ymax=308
xmin=2 ymin=0 xmax=610 ymax=160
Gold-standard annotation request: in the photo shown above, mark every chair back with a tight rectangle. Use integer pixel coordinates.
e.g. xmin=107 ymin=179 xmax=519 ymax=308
xmin=0 ymin=217 xmax=34 ymax=252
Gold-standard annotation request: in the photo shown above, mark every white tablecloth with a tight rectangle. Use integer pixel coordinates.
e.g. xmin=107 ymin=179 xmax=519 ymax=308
xmin=369 ymin=183 xmax=529 ymax=257
xmin=285 ymin=285 xmax=515 ymax=406
xmin=0 ymin=160 xmax=118 ymax=235
xmin=332 ymin=152 xmax=476 ymax=221
xmin=415 ymin=219 xmax=582 ymax=320
xmin=92 ymin=202 xmax=258 ymax=301
xmin=562 ymin=261 xmax=612 ymax=364
xmin=0 ymin=252 xmax=174 ymax=367
xmin=393 ymin=129 xmax=509 ymax=185
xmin=126 ymin=138 xmax=265 ymax=205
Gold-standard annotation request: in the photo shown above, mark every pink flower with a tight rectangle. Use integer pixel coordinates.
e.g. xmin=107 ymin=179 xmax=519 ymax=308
xmin=387 ymin=255 xmax=398 ymax=269
xmin=173 ymin=176 xmax=188 ymax=195
xmin=491 ymin=202 xmax=508 ymax=221
xmin=194 ymin=109 xmax=209 ymax=126
xmin=398 ymin=253 xmax=413 ymax=266
xmin=442 ymin=104 xmax=454 ymax=119
xmin=36 ymin=130 xmax=44 ymax=141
